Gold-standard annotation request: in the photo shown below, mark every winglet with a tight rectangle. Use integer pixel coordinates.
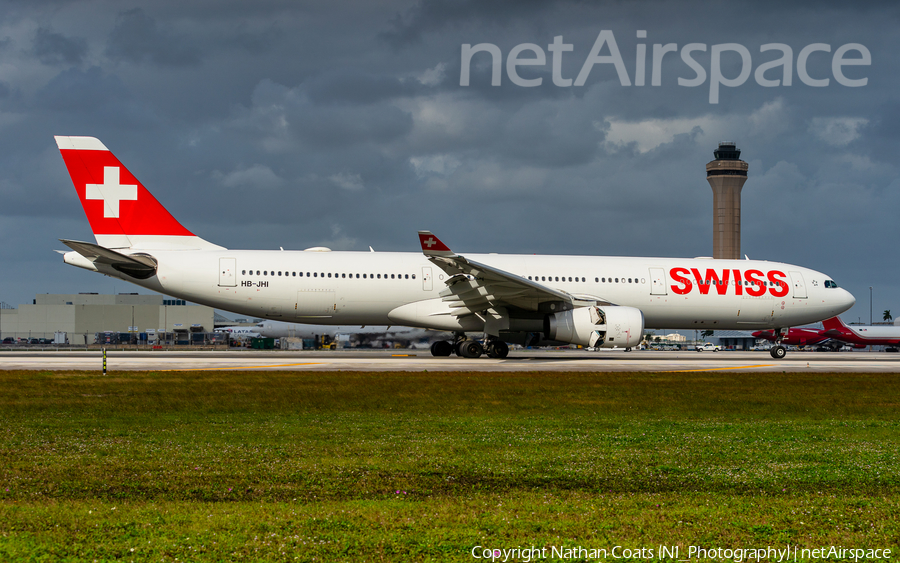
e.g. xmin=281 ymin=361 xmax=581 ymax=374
xmin=418 ymin=231 xmax=456 ymax=257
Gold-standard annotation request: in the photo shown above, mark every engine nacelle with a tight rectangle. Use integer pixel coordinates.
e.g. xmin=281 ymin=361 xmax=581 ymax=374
xmin=547 ymin=306 xmax=644 ymax=348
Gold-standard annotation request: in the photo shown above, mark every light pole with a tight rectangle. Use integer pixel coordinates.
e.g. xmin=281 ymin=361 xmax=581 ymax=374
xmin=870 ymin=286 xmax=873 ymax=325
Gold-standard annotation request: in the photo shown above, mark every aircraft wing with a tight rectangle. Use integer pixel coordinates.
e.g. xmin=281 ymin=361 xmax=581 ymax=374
xmin=60 ymin=239 xmax=158 ymax=278
xmin=418 ymin=231 xmax=606 ymax=317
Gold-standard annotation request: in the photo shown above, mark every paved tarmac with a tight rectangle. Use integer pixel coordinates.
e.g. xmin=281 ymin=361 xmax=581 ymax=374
xmin=2 ymin=348 xmax=899 ymax=372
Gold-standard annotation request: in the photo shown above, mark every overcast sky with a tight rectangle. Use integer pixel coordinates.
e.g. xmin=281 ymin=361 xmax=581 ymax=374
xmin=0 ymin=0 xmax=896 ymax=324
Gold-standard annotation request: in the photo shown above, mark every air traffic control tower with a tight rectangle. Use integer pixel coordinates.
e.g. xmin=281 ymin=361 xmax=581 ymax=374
xmin=706 ymin=142 xmax=748 ymax=260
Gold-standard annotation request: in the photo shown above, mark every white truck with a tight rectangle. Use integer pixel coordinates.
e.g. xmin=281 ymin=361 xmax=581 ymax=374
xmin=695 ymin=343 xmax=721 ymax=352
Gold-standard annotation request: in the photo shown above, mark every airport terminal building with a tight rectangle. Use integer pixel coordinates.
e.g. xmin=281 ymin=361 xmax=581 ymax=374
xmin=0 ymin=293 xmax=214 ymax=346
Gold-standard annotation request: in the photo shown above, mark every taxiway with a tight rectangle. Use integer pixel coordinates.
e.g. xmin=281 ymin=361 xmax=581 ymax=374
xmin=2 ymin=349 xmax=899 ymax=372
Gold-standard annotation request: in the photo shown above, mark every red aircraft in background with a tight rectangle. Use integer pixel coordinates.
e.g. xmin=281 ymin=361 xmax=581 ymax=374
xmin=754 ymin=316 xmax=900 ymax=350
xmin=820 ymin=316 xmax=900 ymax=349
xmin=751 ymin=326 xmax=835 ymax=348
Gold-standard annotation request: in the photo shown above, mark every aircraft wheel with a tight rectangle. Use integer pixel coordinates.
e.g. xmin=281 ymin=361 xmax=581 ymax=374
xmin=770 ymin=345 xmax=787 ymax=359
xmin=458 ymin=340 xmax=483 ymax=358
xmin=486 ymin=341 xmax=509 ymax=359
xmin=430 ymin=341 xmax=452 ymax=357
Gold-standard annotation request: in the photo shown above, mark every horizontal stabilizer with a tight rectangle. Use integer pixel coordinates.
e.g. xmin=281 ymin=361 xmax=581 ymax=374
xmin=60 ymin=239 xmax=158 ymax=279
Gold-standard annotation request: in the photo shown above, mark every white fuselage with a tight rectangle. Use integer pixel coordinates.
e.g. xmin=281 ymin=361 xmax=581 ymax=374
xmin=109 ymin=249 xmax=854 ymax=332
xmin=844 ymin=325 xmax=900 ymax=340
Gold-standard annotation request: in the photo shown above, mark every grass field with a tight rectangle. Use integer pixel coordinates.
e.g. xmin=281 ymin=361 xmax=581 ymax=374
xmin=0 ymin=369 xmax=898 ymax=561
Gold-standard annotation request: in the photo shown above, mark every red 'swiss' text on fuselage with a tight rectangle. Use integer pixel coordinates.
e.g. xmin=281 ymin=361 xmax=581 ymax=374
xmin=669 ymin=268 xmax=789 ymax=297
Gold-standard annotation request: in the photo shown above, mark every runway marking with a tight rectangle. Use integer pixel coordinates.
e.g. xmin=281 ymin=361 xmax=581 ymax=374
xmin=391 ymin=354 xmax=417 ymax=357
xmin=163 ymin=363 xmax=323 ymax=371
xmin=666 ymin=364 xmax=775 ymax=372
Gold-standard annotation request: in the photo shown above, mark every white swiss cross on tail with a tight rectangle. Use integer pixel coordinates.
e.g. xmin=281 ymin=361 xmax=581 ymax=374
xmin=417 ymin=230 xmax=455 ymax=257
xmin=85 ymin=166 xmax=137 ymax=218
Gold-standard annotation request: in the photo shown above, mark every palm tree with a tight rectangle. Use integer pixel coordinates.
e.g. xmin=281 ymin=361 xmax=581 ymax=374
xmin=884 ymin=310 xmax=892 ymax=322
xmin=700 ymin=329 xmax=714 ymax=339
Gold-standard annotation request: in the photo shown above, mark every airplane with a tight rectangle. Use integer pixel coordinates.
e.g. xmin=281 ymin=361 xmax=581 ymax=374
xmin=751 ymin=326 xmax=833 ymax=348
xmin=754 ymin=316 xmax=900 ymax=351
xmin=820 ymin=316 xmax=900 ymax=349
xmin=55 ymin=136 xmax=856 ymax=360
xmin=215 ymin=326 xmax=262 ymax=338
xmin=250 ymin=320 xmax=437 ymax=342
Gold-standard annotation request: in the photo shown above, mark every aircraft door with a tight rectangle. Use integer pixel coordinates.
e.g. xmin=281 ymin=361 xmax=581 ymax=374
xmin=218 ymin=257 xmax=236 ymax=287
xmin=789 ymin=271 xmax=807 ymax=299
xmin=649 ymin=268 xmax=667 ymax=295
xmin=422 ymin=267 xmax=433 ymax=291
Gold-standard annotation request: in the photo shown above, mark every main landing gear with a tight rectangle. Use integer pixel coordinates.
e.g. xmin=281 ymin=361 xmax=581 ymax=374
xmin=429 ymin=333 xmax=509 ymax=359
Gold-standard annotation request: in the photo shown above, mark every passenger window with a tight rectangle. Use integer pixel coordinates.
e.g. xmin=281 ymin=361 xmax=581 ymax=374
xmin=595 ymin=277 xmax=599 ymax=282
xmin=412 ymin=274 xmax=416 ymax=279
xmin=628 ymin=278 xmax=632 ymax=283
xmin=278 ymin=271 xmax=282 ymax=276
xmin=568 ymin=277 xmax=572 ymax=282
xmin=615 ymin=278 xmax=619 ymax=283
xmin=241 ymin=270 xmax=245 ymax=275
xmin=377 ymin=274 xmax=381 ymax=279
xmin=256 ymin=270 xmax=260 ymax=275
xmin=313 ymin=272 xmax=317 ymax=277
xmin=391 ymin=274 xmax=395 ymax=279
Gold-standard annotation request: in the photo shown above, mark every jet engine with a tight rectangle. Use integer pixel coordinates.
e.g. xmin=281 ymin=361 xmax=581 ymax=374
xmin=546 ymin=306 xmax=644 ymax=348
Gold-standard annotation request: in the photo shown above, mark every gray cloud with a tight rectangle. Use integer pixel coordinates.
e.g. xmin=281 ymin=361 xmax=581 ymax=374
xmin=33 ymin=27 xmax=88 ymax=65
xmin=34 ymin=66 xmax=130 ymax=112
xmin=105 ymin=8 xmax=201 ymax=66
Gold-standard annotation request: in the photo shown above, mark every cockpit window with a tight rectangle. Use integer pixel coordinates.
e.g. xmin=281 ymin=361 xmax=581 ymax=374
xmin=824 ymin=280 xmax=838 ymax=288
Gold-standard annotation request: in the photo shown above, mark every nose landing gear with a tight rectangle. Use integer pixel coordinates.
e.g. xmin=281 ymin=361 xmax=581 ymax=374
xmin=769 ymin=327 xmax=789 ymax=359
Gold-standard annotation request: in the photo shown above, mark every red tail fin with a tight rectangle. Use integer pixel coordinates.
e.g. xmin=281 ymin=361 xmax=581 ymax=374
xmin=821 ymin=317 xmax=846 ymax=331
xmin=56 ymin=136 xmax=222 ymax=250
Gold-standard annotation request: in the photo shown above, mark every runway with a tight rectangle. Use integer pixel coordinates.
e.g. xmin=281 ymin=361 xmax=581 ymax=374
xmin=2 ymin=348 xmax=899 ymax=372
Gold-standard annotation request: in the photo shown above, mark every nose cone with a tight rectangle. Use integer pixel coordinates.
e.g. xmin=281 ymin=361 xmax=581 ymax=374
xmin=836 ymin=289 xmax=856 ymax=314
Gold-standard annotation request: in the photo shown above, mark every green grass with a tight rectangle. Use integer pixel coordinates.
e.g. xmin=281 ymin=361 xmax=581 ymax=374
xmin=0 ymin=370 xmax=898 ymax=561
